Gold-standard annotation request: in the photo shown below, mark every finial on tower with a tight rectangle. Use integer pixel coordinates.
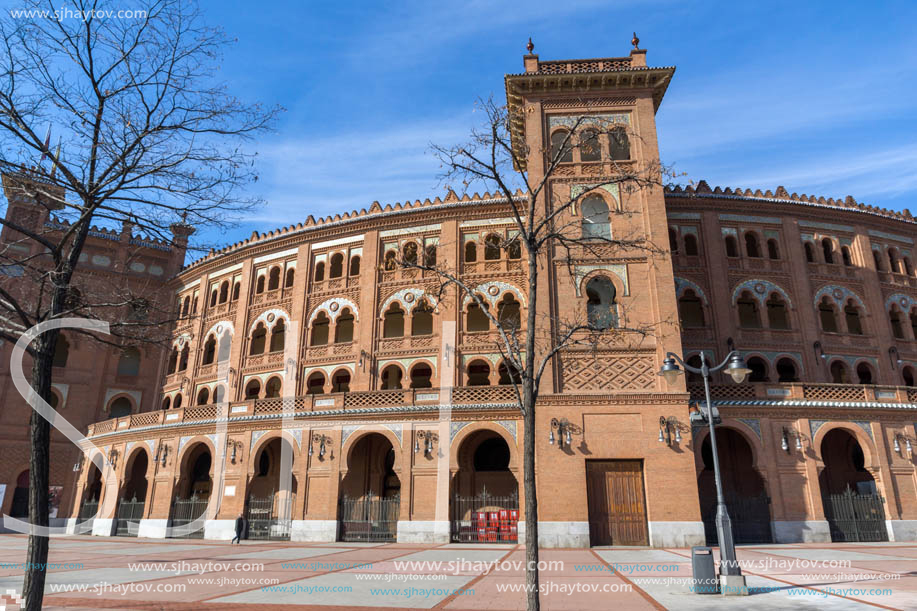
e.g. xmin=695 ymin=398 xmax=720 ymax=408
xmin=526 ymin=37 xmax=534 ymax=54
xmin=632 ymin=32 xmax=640 ymax=49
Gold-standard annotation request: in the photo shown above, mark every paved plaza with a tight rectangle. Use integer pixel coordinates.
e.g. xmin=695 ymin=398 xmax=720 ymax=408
xmin=0 ymin=535 xmax=914 ymax=610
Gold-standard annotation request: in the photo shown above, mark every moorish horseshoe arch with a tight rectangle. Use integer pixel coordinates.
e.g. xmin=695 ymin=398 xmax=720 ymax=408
xmin=813 ymin=285 xmax=866 ymax=311
xmin=379 ymin=288 xmax=440 ymax=316
xmin=308 ymin=297 xmax=359 ymax=326
xmin=248 ymin=308 xmax=291 ymax=335
xmin=462 ymin=281 xmax=527 ymax=310
xmin=340 ymin=427 xmax=404 ymax=475
xmin=731 ymin=278 xmax=793 ymax=307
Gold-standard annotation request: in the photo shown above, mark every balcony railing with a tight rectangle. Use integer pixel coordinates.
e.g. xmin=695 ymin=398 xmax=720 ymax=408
xmin=687 ymin=381 xmax=914 ymax=404
xmin=86 ymin=385 xmax=519 ymax=437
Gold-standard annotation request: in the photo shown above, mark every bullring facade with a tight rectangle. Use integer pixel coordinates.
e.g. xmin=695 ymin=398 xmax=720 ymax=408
xmin=36 ymin=44 xmax=917 ymax=547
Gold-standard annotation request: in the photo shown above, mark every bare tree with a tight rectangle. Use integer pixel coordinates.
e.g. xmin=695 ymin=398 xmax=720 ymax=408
xmin=400 ymin=98 xmax=671 ymax=611
xmin=0 ymin=1 xmax=279 ymax=607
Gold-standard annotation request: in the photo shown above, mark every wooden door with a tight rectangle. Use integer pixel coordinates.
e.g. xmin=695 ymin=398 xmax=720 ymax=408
xmin=586 ymin=460 xmax=648 ymax=546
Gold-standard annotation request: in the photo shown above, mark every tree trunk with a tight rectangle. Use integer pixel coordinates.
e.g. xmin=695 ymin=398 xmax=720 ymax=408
xmin=22 ymin=336 xmax=56 ymax=610
xmin=522 ymin=384 xmax=539 ymax=611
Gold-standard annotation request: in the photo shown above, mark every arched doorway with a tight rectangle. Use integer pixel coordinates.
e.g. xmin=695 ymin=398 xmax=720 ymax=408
xmin=451 ymin=430 xmax=519 ymax=543
xmin=77 ymin=463 xmax=104 ymax=522
xmin=10 ymin=469 xmax=29 ymax=518
xmin=697 ymin=427 xmax=772 ymax=544
xmin=115 ymin=450 xmax=149 ymax=536
xmin=170 ymin=443 xmax=212 ymax=539
xmin=338 ymin=433 xmax=400 ymax=542
xmin=246 ymin=437 xmax=297 ymax=540
xmin=819 ymin=428 xmax=887 ymax=541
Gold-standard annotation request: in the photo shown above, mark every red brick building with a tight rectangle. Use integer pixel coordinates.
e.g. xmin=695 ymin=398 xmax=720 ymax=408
xmin=28 ymin=44 xmax=917 ymax=545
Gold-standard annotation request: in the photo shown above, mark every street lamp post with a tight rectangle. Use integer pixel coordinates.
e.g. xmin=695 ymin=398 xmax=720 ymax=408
xmin=659 ymin=350 xmax=751 ymax=596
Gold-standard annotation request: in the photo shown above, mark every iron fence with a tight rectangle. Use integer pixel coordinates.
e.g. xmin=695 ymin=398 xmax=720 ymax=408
xmin=246 ymin=493 xmax=293 ymax=541
xmin=824 ymin=488 xmax=887 ymax=542
xmin=115 ymin=497 xmax=145 ymax=536
xmin=338 ymin=493 xmax=400 ymax=542
xmin=451 ymin=491 xmax=519 ymax=543
xmin=169 ymin=495 xmax=208 ymax=538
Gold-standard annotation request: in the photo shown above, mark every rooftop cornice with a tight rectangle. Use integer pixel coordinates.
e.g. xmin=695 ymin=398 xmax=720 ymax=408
xmin=665 ymin=181 xmax=916 ymax=227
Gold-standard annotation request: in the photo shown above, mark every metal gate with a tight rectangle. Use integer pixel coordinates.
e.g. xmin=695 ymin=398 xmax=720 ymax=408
xmin=115 ymin=497 xmax=145 ymax=536
xmin=824 ymin=488 xmax=887 ymax=542
xmin=78 ymin=498 xmax=99 ymax=523
xmin=451 ymin=491 xmax=519 ymax=543
xmin=170 ymin=496 xmax=209 ymax=538
xmin=703 ymin=493 xmax=773 ymax=545
xmin=246 ymin=493 xmax=293 ymax=541
xmin=338 ymin=493 xmax=399 ymax=542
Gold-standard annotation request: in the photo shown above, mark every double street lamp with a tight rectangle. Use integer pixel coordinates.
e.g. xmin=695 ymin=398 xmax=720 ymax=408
xmin=659 ymin=350 xmax=751 ymax=596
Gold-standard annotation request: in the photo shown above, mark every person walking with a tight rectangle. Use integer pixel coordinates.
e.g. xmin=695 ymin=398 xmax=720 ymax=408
xmin=231 ymin=513 xmax=246 ymax=544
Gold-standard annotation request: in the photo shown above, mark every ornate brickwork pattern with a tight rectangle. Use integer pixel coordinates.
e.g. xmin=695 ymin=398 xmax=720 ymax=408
xmin=561 ymin=354 xmax=656 ymax=391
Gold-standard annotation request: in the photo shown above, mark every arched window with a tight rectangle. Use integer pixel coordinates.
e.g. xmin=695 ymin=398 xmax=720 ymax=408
xmin=484 ymin=234 xmax=501 ymax=260
xmin=264 ymin=376 xmax=281 ymax=398
xmin=117 ymin=347 xmax=141 ymax=376
xmin=179 ymin=345 xmax=189 ymax=371
xmin=311 ymin=312 xmax=330 ymax=346
xmin=314 ymin=261 xmax=325 ymax=281
xmin=498 ymin=360 xmax=521 ymax=385
xmin=269 ymin=319 xmax=285 ymax=352
xmin=383 ymin=250 xmax=397 ymax=271
xmin=267 ymin=267 xmax=281 ymax=291
xmin=684 ymin=234 xmax=699 ymax=256
xmin=383 ymin=303 xmax=405 ymax=338
xmin=232 ymin=281 xmax=241 ymax=301
xmin=747 ymin=357 xmax=768 ymax=382
xmin=256 ymin=275 xmax=266 ymax=294
xmin=498 ymin=294 xmax=521 ymax=329
xmin=202 ymin=335 xmax=216 ymax=364
xmin=911 ymin=308 xmax=917 ymax=338
xmin=507 ymin=238 xmax=521 ymax=259
xmin=467 ymin=360 xmax=491 ymax=386
xmin=411 ymin=301 xmax=433 ymax=336
xmin=856 ymin=362 xmax=874 ymax=384
xmin=889 ymin=248 xmax=900 ymax=273
xmin=736 ymin=291 xmax=761 ymax=328
xmin=580 ymin=128 xmax=601 ymax=161
xmin=818 ymin=238 xmax=833 ymax=264
xmin=210 ymin=289 xmax=218 ymax=307
xmin=685 ymin=354 xmax=703 ymax=384
xmin=586 ymin=276 xmax=617 ymax=329
xmin=581 ymin=196 xmax=611 ymax=239
xmin=844 ymin=300 xmax=864 ymax=335
xmin=464 ymin=242 xmax=477 ymax=263
xmin=776 ymin=358 xmax=798 ymax=382
xmin=196 ymin=387 xmax=210 ymax=406
xmin=306 ymin=372 xmax=325 ymax=394
xmin=804 ymin=242 xmax=816 ymax=263
xmin=332 ymin=370 xmax=351 ymax=392
xmin=767 ymin=239 xmax=780 ymax=260
xmin=410 ymin=363 xmax=433 ymax=388
xmin=217 ymin=331 xmax=232 ymax=362
xmin=350 ymin=255 xmax=361 ymax=276
xmin=608 ymin=127 xmax=629 ymax=160
xmin=550 ymin=130 xmax=572 ymax=163
xmin=380 ymin=365 xmax=403 ymax=390
xmin=52 ymin=335 xmax=69 ymax=367
xmin=766 ymin=293 xmax=790 ymax=329
xmin=191 ymin=297 xmax=198 ymax=314
xmin=335 ymin=308 xmax=354 ymax=343
xmin=466 ymin=300 xmax=490 ymax=332
xmin=841 ymin=246 xmax=852 ymax=266
xmin=873 ymin=249 xmax=884 ymax=271
xmin=285 ymin=268 xmax=295 ymax=288
xmin=249 ymin=323 xmax=267 ymax=355
xmin=819 ymin=297 xmax=839 ymax=333
xmin=329 ymin=253 xmax=344 ymax=278
xmin=904 ymin=257 xmax=914 ymax=276
xmin=669 ymin=227 xmax=679 ymax=253
xmin=678 ymin=289 xmax=705 ymax=328
xmin=167 ymin=348 xmax=178 ymax=374
xmin=403 ymin=242 xmax=418 ymax=266
xmin=181 ymin=296 xmax=190 ymax=317
xmin=213 ymin=386 xmax=225 ymax=404
xmin=219 ymin=281 xmax=229 ymax=304
xmin=424 ymin=243 xmax=437 ymax=266
xmin=724 ymin=236 xmax=739 ymax=258
xmin=244 ymin=379 xmax=261 ymax=399
xmin=890 ymin=307 xmax=905 ymax=339
xmin=830 ymin=360 xmax=849 ymax=383
xmin=161 ymin=396 xmax=171 ymax=411
xmin=745 ymin=233 xmax=761 ymax=258
xmin=109 ymin=397 xmax=132 ymax=418
xmin=903 ymin=366 xmax=916 ymax=387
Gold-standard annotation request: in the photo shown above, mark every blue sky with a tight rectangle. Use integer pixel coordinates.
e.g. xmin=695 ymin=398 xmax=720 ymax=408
xmin=78 ymin=1 xmax=917 ymax=250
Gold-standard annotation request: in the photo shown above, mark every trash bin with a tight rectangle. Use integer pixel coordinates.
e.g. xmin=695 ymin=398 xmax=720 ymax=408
xmin=691 ymin=546 xmax=718 ymax=594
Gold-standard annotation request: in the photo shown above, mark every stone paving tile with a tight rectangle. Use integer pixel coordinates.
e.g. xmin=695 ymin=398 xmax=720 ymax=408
xmin=593 ymin=549 xmax=689 ymax=564
xmin=754 ymin=549 xmax=905 ymax=562
xmin=211 ymin=547 xmax=352 ymax=561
